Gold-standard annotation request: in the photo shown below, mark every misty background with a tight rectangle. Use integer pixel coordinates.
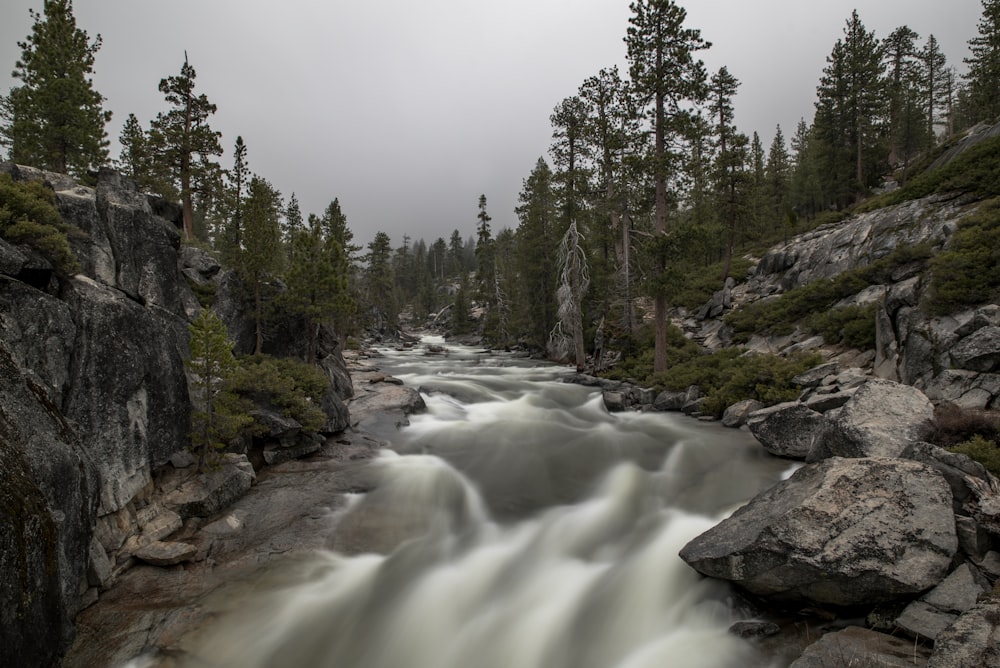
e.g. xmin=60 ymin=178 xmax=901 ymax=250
xmin=0 ymin=0 xmax=983 ymax=246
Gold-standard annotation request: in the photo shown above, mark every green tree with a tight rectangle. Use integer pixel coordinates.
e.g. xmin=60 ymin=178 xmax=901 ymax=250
xmin=186 ymin=309 xmax=252 ymax=471
xmin=320 ymin=198 xmax=360 ymax=259
xmin=626 ymin=0 xmax=710 ymax=373
xmin=884 ymin=26 xmax=923 ymax=168
xmin=964 ymin=0 xmax=1000 ymax=123
xmin=814 ymin=11 xmax=886 ymax=206
xmin=365 ymin=231 xmax=397 ymax=332
xmin=708 ymin=66 xmax=748 ymax=281
xmin=515 ymin=157 xmax=559 ymax=348
xmin=117 ymin=113 xmax=151 ymax=186
xmin=239 ymin=176 xmax=283 ymax=354
xmin=921 ymin=34 xmax=949 ymax=143
xmin=284 ymin=220 xmax=353 ymax=364
xmin=2 ymin=0 xmax=110 ymax=175
xmin=148 ymin=54 xmax=223 ymax=241
xmin=765 ymin=125 xmax=791 ymax=230
xmin=219 ymin=135 xmax=249 ymax=263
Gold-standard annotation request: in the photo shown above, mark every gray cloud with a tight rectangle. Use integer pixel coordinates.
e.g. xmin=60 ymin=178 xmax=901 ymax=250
xmin=0 ymin=0 xmax=982 ymax=247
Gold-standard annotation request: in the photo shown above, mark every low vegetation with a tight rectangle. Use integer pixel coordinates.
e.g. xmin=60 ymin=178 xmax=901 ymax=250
xmin=0 ymin=174 xmax=80 ymax=274
xmin=927 ymin=403 xmax=1000 ymax=476
xmin=725 ymin=241 xmax=936 ymax=346
xmin=927 ymin=198 xmax=1000 ymax=315
xmin=603 ymin=323 xmax=821 ymax=418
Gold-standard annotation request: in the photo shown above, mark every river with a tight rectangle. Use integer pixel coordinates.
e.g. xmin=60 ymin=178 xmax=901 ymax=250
xmin=182 ymin=335 xmax=795 ymax=668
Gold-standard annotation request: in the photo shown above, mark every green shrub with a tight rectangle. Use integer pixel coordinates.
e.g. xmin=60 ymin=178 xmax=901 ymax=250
xmin=231 ymin=354 xmax=328 ymax=432
xmin=807 ymin=303 xmax=878 ymax=349
xmin=0 ymin=174 xmax=79 ymax=274
xmin=927 ymin=198 xmax=1000 ymax=315
xmin=725 ymin=242 xmax=933 ymax=346
xmin=653 ymin=349 xmax=823 ymax=417
xmin=950 ymin=435 xmax=1000 ymax=476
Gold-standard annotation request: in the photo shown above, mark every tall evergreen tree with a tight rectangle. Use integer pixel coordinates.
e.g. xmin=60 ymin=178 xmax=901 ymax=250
xmin=117 ymin=113 xmax=151 ymax=184
xmin=625 ymin=0 xmax=710 ymax=373
xmin=883 ymin=26 xmax=923 ymax=167
xmin=964 ymin=0 xmax=1000 ymax=123
xmin=239 ymin=175 xmax=283 ymax=354
xmin=219 ymin=135 xmax=248 ymax=262
xmin=365 ymin=231 xmax=397 ymax=332
xmin=284 ymin=219 xmax=352 ymax=364
xmin=765 ymin=125 xmax=791 ymax=231
xmin=921 ymin=34 xmax=949 ymax=143
xmin=515 ymin=157 xmax=559 ymax=349
xmin=708 ymin=66 xmax=747 ymax=282
xmin=2 ymin=0 xmax=111 ymax=175
xmin=814 ymin=11 xmax=885 ymax=206
xmin=320 ymin=198 xmax=360 ymax=259
xmin=148 ymin=54 xmax=222 ymax=240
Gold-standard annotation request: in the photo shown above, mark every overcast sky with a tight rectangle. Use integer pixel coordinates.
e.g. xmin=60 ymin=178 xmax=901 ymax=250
xmin=0 ymin=1 xmax=985 ymax=247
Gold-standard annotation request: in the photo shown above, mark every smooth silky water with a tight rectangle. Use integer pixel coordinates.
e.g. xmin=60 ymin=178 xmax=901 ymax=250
xmin=177 ymin=336 xmax=793 ymax=668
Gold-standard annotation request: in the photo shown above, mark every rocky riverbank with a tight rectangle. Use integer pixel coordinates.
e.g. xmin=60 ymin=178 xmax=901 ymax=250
xmin=61 ymin=353 xmax=424 ymax=668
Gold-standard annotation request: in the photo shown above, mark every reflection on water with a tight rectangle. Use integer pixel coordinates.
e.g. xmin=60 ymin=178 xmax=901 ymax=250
xmin=176 ymin=336 xmax=790 ymax=668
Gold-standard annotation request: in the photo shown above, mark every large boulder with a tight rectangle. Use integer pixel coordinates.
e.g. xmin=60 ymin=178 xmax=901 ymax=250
xmin=679 ymin=457 xmax=957 ymax=607
xmin=746 ymin=402 xmax=827 ymax=459
xmin=789 ymin=626 xmax=931 ymax=667
xmin=0 ymin=340 xmax=99 ymax=668
xmin=808 ymin=378 xmax=934 ymax=461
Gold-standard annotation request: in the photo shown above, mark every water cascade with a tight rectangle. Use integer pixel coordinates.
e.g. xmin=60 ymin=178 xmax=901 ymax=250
xmin=179 ymin=336 xmax=792 ymax=668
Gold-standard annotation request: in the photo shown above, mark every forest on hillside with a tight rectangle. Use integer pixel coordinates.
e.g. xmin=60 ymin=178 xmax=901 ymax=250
xmin=3 ymin=0 xmax=1000 ymax=382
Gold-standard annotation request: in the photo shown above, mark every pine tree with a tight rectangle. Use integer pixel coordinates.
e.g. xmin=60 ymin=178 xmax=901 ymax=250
xmin=239 ymin=176 xmax=283 ymax=354
xmin=219 ymin=135 xmax=249 ymax=263
xmin=3 ymin=0 xmax=111 ymax=176
xmin=515 ymin=157 xmax=559 ymax=348
xmin=186 ymin=309 xmax=252 ymax=472
xmin=320 ymin=198 xmax=360 ymax=259
xmin=284 ymin=220 xmax=352 ymax=364
xmin=814 ymin=11 xmax=885 ymax=206
xmin=765 ymin=125 xmax=791 ymax=231
xmin=883 ymin=26 xmax=923 ymax=167
xmin=365 ymin=231 xmax=397 ymax=333
xmin=117 ymin=113 xmax=154 ymax=188
xmin=964 ymin=0 xmax=1000 ymax=123
xmin=148 ymin=54 xmax=223 ymax=241
xmin=921 ymin=34 xmax=948 ymax=143
xmin=708 ymin=66 xmax=747 ymax=282
xmin=626 ymin=0 xmax=710 ymax=373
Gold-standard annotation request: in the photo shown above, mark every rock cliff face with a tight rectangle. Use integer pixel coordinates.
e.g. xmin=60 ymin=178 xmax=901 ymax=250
xmin=687 ymin=186 xmax=1000 ymax=410
xmin=0 ymin=164 xmax=352 ymax=666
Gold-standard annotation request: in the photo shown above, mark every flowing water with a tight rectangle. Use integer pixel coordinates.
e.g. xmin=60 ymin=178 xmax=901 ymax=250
xmin=183 ymin=336 xmax=794 ymax=668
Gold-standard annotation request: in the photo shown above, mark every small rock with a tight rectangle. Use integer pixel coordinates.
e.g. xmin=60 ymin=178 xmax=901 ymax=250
xmin=728 ymin=621 xmax=780 ymax=638
xmin=133 ymin=541 xmax=197 ymax=566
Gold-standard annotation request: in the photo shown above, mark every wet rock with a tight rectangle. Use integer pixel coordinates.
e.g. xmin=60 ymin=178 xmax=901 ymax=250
xmin=809 ymin=378 xmax=934 ymax=461
xmin=721 ymin=399 xmax=764 ymax=428
xmin=653 ymin=389 xmax=687 ymax=412
xmin=133 ymin=541 xmax=197 ymax=567
xmin=728 ymin=620 xmax=780 ymax=638
xmin=162 ymin=456 xmax=255 ymax=519
xmin=746 ymin=402 xmax=827 ymax=460
xmin=927 ymin=600 xmax=1000 ymax=668
xmin=679 ymin=457 xmax=957 ymax=607
xmin=789 ymin=626 xmax=931 ymax=667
